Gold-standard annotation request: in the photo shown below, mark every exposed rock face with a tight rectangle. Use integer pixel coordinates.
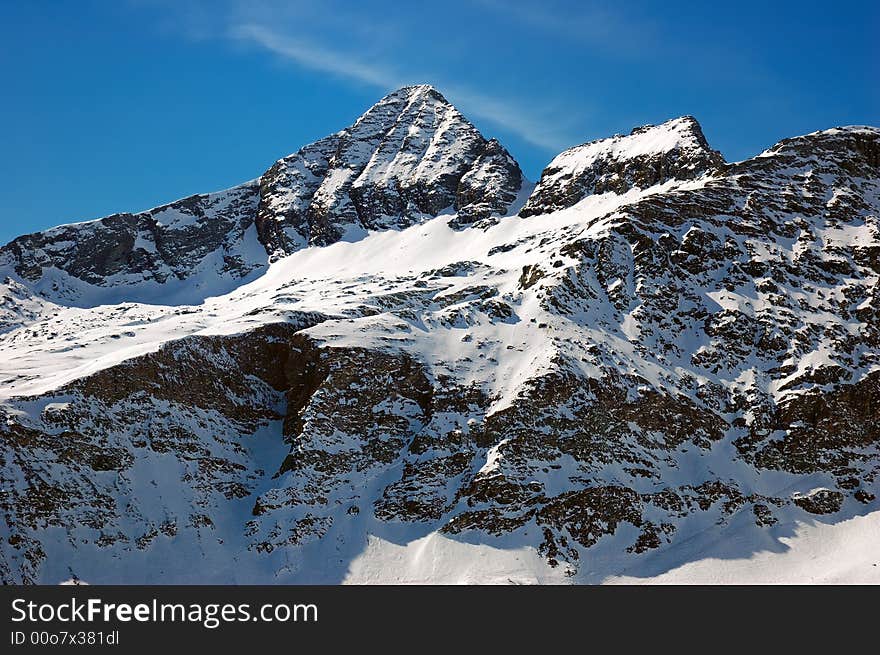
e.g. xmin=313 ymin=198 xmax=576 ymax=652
xmin=256 ymin=85 xmax=525 ymax=252
xmin=255 ymin=137 xmax=338 ymax=256
xmin=0 ymin=324 xmax=305 ymax=583
xmin=453 ymin=138 xmax=527 ymax=226
xmin=520 ymin=116 xmax=723 ymax=217
xmin=0 ymin=184 xmax=263 ymax=304
xmin=0 ymin=89 xmax=878 ymax=583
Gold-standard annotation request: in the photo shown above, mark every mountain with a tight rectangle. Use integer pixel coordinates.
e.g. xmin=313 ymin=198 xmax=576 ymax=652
xmin=256 ymin=85 xmax=526 ymax=254
xmin=520 ymin=115 xmax=723 ymax=216
xmin=1 ymin=87 xmax=878 ymax=584
xmin=0 ymin=85 xmax=526 ymax=307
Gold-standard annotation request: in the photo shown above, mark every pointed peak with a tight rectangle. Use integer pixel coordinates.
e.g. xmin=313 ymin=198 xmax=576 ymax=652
xmin=396 ymin=83 xmax=441 ymax=95
xmin=349 ymin=84 xmax=459 ymax=134
xmin=256 ymin=84 xmax=524 ymax=251
xmin=625 ymin=115 xmax=715 ymax=154
xmin=377 ymin=84 xmax=448 ymax=106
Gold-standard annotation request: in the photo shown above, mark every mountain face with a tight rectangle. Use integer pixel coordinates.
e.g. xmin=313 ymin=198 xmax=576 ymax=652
xmin=1 ymin=87 xmax=879 ymax=584
xmin=256 ymin=85 xmax=526 ymax=254
xmin=0 ymin=85 xmax=525 ymax=306
xmin=0 ymin=183 xmax=265 ymax=305
xmin=520 ymin=116 xmax=723 ymax=216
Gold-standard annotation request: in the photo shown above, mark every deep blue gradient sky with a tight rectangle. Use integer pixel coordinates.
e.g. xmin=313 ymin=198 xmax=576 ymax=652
xmin=1 ymin=0 xmax=877 ymax=244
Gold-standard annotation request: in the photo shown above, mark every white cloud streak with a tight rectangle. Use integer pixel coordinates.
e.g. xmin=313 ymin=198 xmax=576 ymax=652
xmin=229 ymin=22 xmax=577 ymax=152
xmin=231 ymin=24 xmax=404 ymax=89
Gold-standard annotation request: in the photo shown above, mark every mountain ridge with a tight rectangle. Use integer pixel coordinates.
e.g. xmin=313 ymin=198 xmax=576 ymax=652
xmin=1 ymin=86 xmax=878 ymax=584
xmin=0 ymin=84 xmax=526 ymax=306
xmin=2 ymin=85 xmax=872 ymax=308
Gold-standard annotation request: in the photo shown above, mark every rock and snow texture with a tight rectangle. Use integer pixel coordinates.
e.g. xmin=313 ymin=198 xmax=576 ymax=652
xmin=255 ymin=84 xmax=526 ymax=253
xmin=520 ymin=116 xmax=723 ymax=216
xmin=0 ymin=88 xmax=879 ymax=584
xmin=0 ymin=85 xmax=525 ymax=305
xmin=0 ymin=183 xmax=266 ymax=306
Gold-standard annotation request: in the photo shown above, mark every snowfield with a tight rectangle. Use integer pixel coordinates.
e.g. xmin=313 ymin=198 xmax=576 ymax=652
xmin=0 ymin=181 xmax=683 ymax=404
xmin=344 ymin=510 xmax=880 ymax=584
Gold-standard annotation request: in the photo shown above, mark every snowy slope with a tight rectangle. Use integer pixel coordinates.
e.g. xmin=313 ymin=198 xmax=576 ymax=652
xmin=606 ymin=510 xmax=880 ymax=584
xmin=1 ymin=89 xmax=878 ymax=584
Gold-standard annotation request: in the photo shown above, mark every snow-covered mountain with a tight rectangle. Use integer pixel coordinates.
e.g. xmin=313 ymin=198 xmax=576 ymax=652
xmin=1 ymin=86 xmax=878 ymax=584
xmin=0 ymin=85 xmax=525 ymax=307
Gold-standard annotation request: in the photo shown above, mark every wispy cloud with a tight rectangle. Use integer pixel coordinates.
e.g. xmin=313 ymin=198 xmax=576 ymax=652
xmin=439 ymin=85 xmax=576 ymax=153
xmin=230 ymin=24 xmax=404 ymax=89
xmin=132 ymin=0 xmax=581 ymax=152
xmin=228 ymin=22 xmax=576 ymax=152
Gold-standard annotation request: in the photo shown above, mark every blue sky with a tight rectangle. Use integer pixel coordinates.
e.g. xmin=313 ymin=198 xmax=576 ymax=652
xmin=1 ymin=0 xmax=877 ymax=244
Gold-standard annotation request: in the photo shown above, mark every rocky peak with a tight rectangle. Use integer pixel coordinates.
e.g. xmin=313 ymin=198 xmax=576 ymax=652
xmin=0 ymin=85 xmax=526 ymax=302
xmin=520 ymin=115 xmax=724 ymax=217
xmin=737 ymin=125 xmax=880 ymax=178
xmin=257 ymin=85 xmax=526 ymax=252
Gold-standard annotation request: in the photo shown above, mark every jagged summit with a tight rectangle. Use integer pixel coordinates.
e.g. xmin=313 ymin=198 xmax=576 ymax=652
xmin=257 ymin=84 xmax=526 ymax=252
xmin=367 ymin=83 xmax=447 ymax=105
xmin=520 ymin=115 xmax=724 ymax=216
xmin=748 ymin=124 xmax=880 ymax=172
